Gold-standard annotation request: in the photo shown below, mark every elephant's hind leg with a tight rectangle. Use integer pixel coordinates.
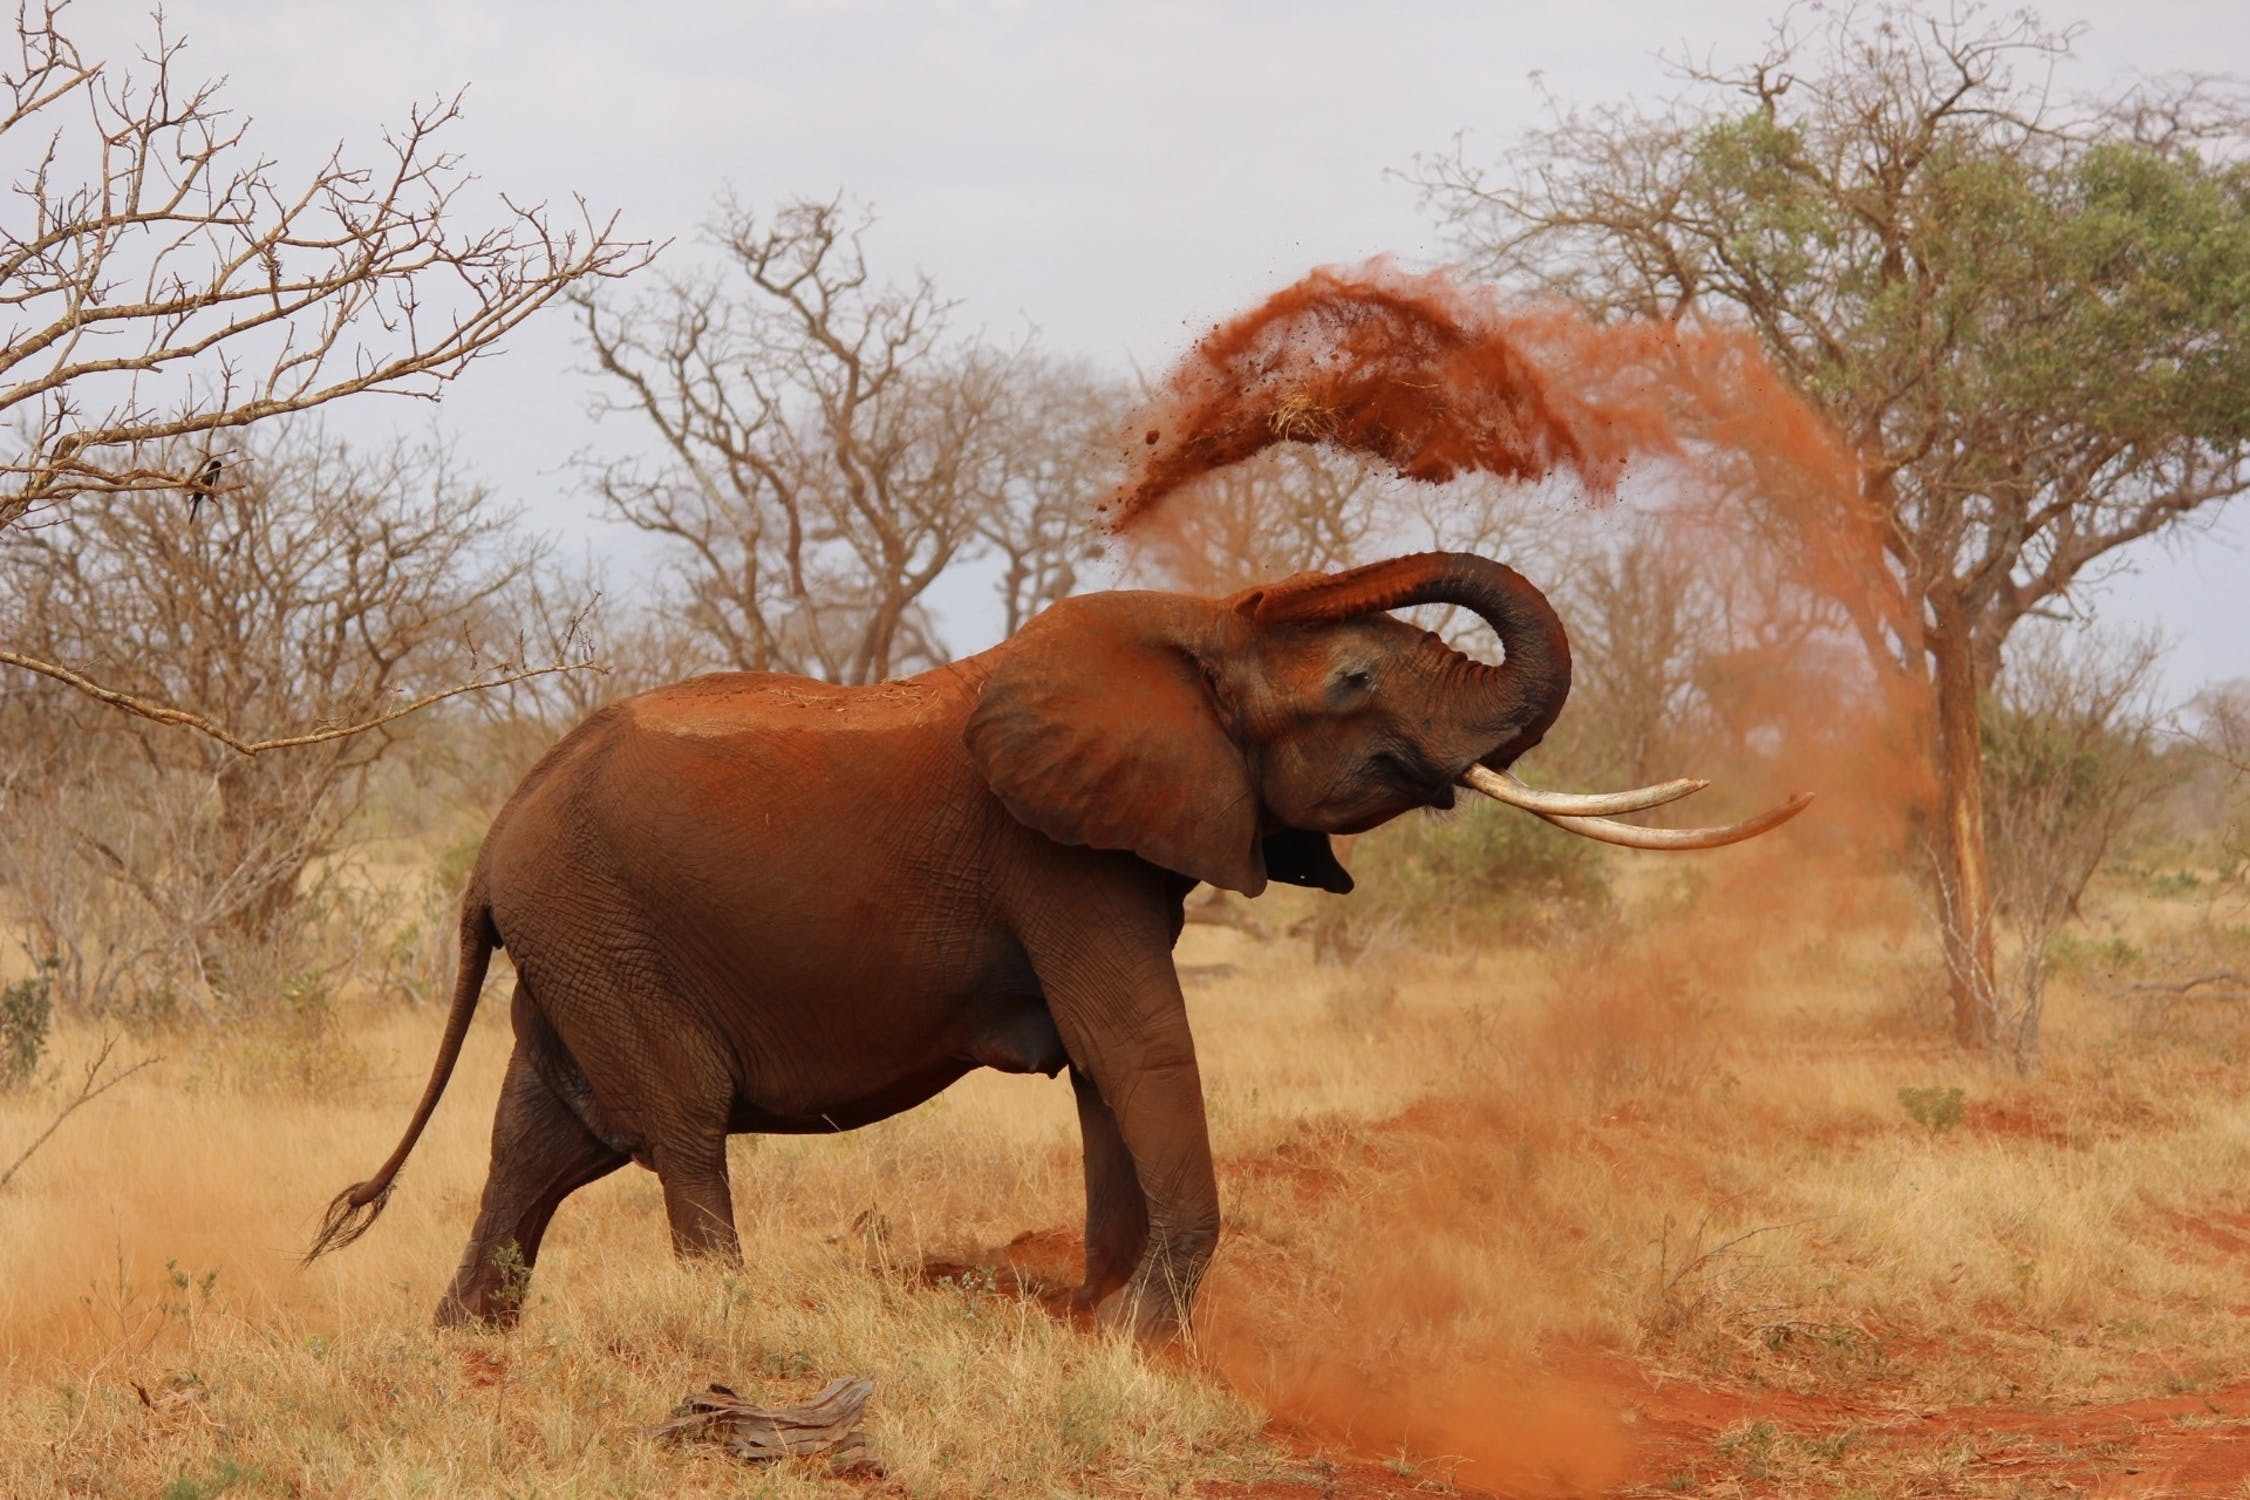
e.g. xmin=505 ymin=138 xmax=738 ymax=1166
xmin=652 ymin=1127 xmax=741 ymax=1265
xmin=437 ymin=1039 xmax=627 ymax=1328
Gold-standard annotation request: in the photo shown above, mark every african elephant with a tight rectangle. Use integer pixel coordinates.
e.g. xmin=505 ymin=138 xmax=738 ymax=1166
xmin=309 ymin=551 xmax=1795 ymax=1336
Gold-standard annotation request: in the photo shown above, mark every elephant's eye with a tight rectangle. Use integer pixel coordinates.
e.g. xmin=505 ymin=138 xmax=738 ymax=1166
xmin=1337 ymin=667 xmax=1374 ymax=693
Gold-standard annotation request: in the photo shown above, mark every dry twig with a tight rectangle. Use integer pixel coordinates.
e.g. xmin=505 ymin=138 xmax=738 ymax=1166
xmin=2117 ymin=971 xmax=2250 ymax=1004
xmin=0 ymin=1036 xmax=158 ymax=1192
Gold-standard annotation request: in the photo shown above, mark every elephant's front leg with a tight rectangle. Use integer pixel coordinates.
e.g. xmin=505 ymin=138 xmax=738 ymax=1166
xmin=1069 ymin=1066 xmax=1149 ymax=1314
xmin=1046 ymin=976 xmax=1219 ymax=1338
xmin=1107 ymin=1047 xmax=1220 ymax=1339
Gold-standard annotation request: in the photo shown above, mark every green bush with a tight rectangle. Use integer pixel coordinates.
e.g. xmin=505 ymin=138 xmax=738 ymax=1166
xmin=1897 ymin=1085 xmax=1966 ymax=1134
xmin=1331 ymin=799 xmax=1611 ymax=950
xmin=0 ymin=956 xmax=58 ymax=1089
xmin=2048 ymin=931 xmax=2146 ymax=982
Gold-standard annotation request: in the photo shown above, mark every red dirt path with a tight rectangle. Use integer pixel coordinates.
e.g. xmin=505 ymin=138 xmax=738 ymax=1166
xmin=914 ymin=1211 xmax=2250 ymax=1496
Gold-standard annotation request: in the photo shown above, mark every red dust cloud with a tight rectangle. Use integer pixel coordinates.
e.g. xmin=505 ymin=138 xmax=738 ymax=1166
xmin=1116 ymin=261 xmax=1940 ymax=1492
xmin=1112 ymin=257 xmax=1929 ymax=846
xmin=1107 ymin=260 xmax=1653 ymax=532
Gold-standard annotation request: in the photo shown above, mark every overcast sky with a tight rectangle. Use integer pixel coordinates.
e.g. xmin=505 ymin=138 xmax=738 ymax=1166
xmin=73 ymin=0 xmax=2250 ymax=700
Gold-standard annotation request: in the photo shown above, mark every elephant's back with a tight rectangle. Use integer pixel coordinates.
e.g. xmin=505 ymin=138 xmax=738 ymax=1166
xmin=491 ymin=666 xmax=993 ymax=898
xmin=480 ymin=662 xmax=1001 ymax=930
xmin=622 ymin=670 xmax=957 ymax=742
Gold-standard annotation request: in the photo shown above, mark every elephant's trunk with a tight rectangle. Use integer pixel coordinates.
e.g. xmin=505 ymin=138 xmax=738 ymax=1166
xmin=1245 ymin=551 xmax=1571 ymax=767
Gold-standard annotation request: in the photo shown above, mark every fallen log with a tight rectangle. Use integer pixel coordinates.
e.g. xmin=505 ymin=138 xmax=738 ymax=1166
xmin=651 ymin=1375 xmax=878 ymax=1472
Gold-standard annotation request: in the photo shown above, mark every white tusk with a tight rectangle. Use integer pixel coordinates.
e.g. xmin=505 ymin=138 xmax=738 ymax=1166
xmin=1460 ymin=764 xmax=1709 ymax=816
xmin=1535 ymin=794 xmax=1814 ymax=850
xmin=1458 ymin=769 xmax=1809 ymax=850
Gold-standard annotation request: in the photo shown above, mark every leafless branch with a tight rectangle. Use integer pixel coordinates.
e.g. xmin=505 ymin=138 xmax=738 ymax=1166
xmin=0 ymin=647 xmax=595 ymax=756
xmin=0 ymin=1035 xmax=157 ymax=1193
xmin=0 ymin=2 xmax=655 ymax=531
xmin=0 ymin=428 xmax=595 ymax=1003
xmin=2115 ymin=971 xmax=2250 ymax=1002
xmin=579 ymin=194 xmax=1110 ymax=682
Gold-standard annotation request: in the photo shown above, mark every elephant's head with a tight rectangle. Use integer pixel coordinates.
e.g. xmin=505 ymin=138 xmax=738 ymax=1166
xmin=966 ymin=551 xmax=1806 ymax=897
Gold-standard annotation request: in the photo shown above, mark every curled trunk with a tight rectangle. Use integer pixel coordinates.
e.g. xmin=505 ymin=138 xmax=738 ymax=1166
xmin=1244 ymin=551 xmax=1571 ymax=765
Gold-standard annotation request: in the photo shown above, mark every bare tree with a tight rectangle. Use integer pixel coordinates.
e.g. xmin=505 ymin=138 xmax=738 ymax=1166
xmin=0 ymin=427 xmax=563 ymax=1009
xmin=980 ymin=357 xmax=1124 ymax=638
xmin=2184 ymin=680 xmax=2250 ymax=885
xmin=581 ymin=195 xmax=1097 ymax=684
xmin=1550 ymin=522 xmax=1720 ymax=790
xmin=1418 ymin=4 xmax=2250 ymax=1046
xmin=0 ymin=3 xmax=647 ymax=739
xmin=1121 ymin=444 xmax=1389 ymax=595
xmin=1978 ymin=624 xmax=2167 ymax=1067
xmin=1119 ymin=436 xmax=1555 ymax=645
xmin=2195 ymin=681 xmax=2250 ymax=778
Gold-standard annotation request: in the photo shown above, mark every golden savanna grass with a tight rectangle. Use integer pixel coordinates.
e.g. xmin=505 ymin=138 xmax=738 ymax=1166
xmin=6 ymin=842 xmax=2250 ymax=1496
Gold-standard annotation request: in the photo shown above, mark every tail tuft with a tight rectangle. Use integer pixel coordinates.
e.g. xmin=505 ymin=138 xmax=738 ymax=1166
xmin=305 ymin=1180 xmax=394 ymax=1264
xmin=300 ymin=899 xmax=494 ymax=1272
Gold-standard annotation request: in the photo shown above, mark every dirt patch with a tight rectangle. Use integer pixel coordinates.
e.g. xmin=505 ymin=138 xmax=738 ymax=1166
xmin=458 ymin=1347 xmax=509 ymax=1388
xmin=913 ymin=1225 xmax=1084 ymax=1314
xmin=907 ymin=1213 xmax=2250 ymax=1496
xmin=1962 ymin=1098 xmax=2072 ymax=1147
xmin=901 ymin=1081 xmax=2250 ymax=1497
xmin=2166 ymin=1209 xmax=2250 ymax=1261
xmin=1565 ymin=1349 xmax=2250 ymax=1494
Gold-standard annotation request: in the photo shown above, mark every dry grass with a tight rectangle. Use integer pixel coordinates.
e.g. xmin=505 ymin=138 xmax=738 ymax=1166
xmin=5 ymin=860 xmax=2250 ymax=1496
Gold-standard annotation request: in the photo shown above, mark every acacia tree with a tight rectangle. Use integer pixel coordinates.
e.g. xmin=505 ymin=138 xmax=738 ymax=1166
xmin=579 ymin=194 xmax=1110 ymax=681
xmin=0 ymin=3 xmax=646 ymax=744
xmin=1418 ymin=4 xmax=2250 ymax=1047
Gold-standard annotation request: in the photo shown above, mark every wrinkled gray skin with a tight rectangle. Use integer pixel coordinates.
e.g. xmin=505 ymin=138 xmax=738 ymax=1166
xmin=308 ymin=552 xmax=1571 ymax=1337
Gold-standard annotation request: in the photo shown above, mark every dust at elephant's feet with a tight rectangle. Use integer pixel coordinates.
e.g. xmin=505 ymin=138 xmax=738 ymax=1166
xmin=905 ymin=1224 xmax=1202 ymax=1347
xmin=907 ymin=1224 xmax=1091 ymax=1323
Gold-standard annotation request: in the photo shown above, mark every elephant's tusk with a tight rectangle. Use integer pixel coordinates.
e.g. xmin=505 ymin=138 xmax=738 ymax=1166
xmin=1460 ymin=764 xmax=1708 ymax=816
xmin=1461 ymin=770 xmax=1814 ymax=850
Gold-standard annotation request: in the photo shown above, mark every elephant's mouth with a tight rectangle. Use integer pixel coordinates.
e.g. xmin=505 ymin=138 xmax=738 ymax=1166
xmin=1372 ymin=748 xmax=1459 ymax=812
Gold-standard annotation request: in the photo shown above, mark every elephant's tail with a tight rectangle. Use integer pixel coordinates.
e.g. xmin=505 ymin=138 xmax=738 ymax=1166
xmin=305 ymin=896 xmax=496 ymax=1263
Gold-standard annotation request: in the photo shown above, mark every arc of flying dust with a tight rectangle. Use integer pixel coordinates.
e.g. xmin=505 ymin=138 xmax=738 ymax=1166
xmin=1110 ymin=260 xmax=1811 ymax=851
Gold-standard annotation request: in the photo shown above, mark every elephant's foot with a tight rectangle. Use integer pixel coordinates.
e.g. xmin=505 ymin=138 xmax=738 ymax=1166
xmin=433 ymin=1293 xmax=520 ymax=1331
xmin=435 ymin=1240 xmax=535 ymax=1330
xmin=1064 ymin=1277 xmax=1118 ymax=1329
xmin=1101 ymin=1231 xmax=1214 ymax=1343
xmin=1098 ymin=1281 xmax=1189 ymax=1343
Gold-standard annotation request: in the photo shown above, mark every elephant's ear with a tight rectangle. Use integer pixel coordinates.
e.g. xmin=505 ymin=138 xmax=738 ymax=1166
xmin=966 ymin=595 xmax=1266 ymax=896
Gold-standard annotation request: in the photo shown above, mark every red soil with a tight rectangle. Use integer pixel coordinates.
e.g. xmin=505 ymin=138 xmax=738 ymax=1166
xmin=1961 ymin=1098 xmax=2072 ymax=1146
xmin=2168 ymin=1208 xmax=2250 ymax=1261
xmin=907 ymin=1099 xmax=2250 ymax=1498
xmin=916 ymin=1220 xmax=2250 ymax=1497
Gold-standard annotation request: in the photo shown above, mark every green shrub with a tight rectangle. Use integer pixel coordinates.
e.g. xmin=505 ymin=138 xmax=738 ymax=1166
xmin=0 ymin=956 xmax=58 ymax=1089
xmin=2048 ymin=931 xmax=2146 ymax=981
xmin=2145 ymin=869 xmax=2203 ymax=900
xmin=1897 ymin=1085 xmax=1965 ymax=1134
xmin=1334 ymin=799 xmax=1611 ymax=950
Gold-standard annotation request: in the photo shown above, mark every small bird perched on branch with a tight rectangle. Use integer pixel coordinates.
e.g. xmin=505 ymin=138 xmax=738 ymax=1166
xmin=187 ymin=456 xmax=223 ymax=520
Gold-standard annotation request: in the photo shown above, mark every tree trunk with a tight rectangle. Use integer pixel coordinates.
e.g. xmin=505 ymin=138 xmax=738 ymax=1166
xmin=214 ymin=760 xmax=309 ymax=943
xmin=1928 ymin=610 xmax=1997 ymax=1048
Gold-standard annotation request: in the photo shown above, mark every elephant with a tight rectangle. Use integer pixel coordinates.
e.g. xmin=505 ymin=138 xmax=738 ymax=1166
xmin=308 ymin=551 xmax=1799 ymax=1336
